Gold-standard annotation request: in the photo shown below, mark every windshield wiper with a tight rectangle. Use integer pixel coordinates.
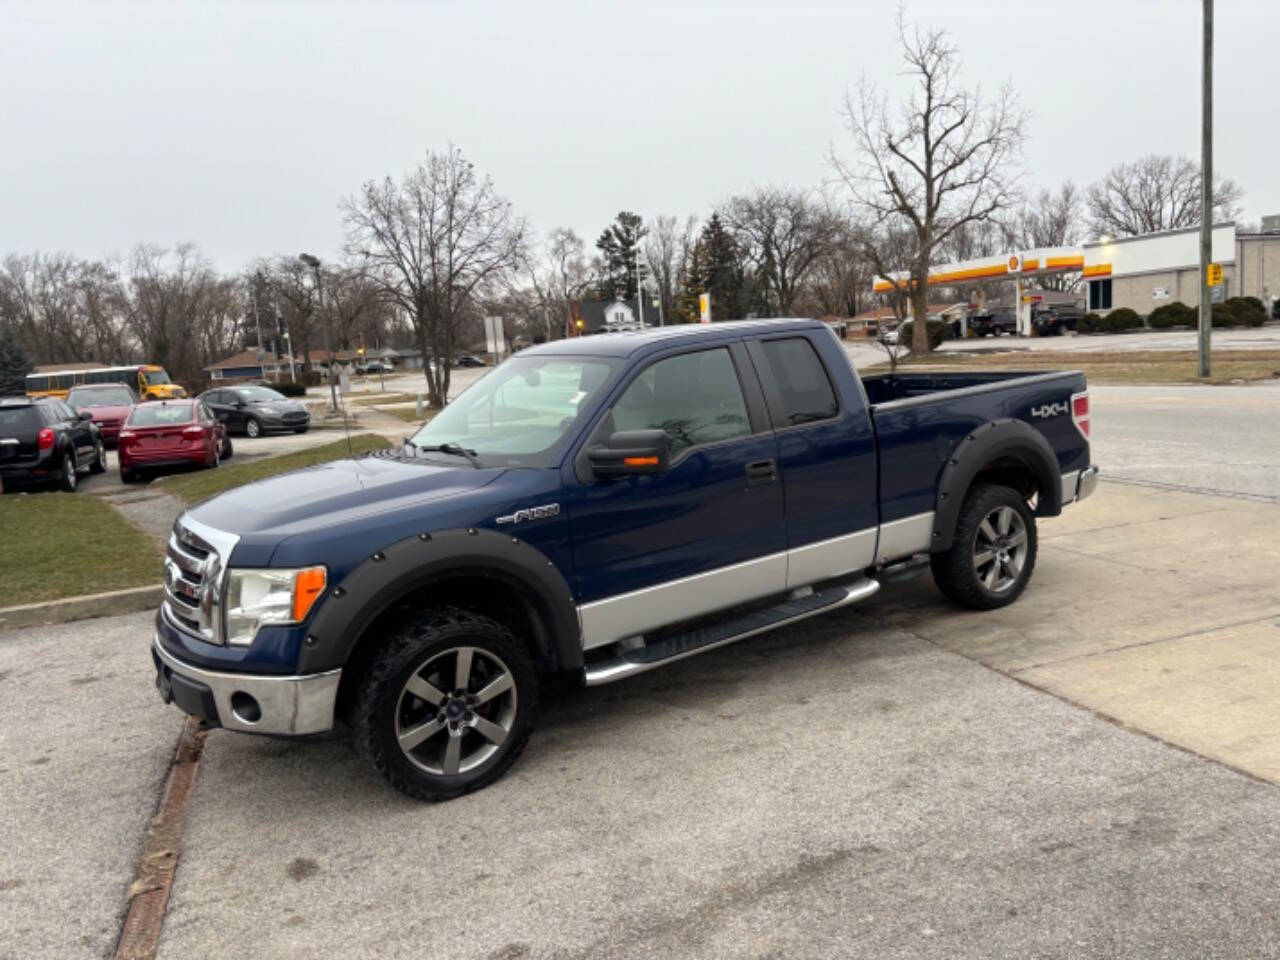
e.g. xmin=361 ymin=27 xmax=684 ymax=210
xmin=415 ymin=442 xmax=482 ymax=468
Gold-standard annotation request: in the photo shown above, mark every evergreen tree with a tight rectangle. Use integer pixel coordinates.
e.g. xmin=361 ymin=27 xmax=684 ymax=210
xmin=0 ymin=327 xmax=34 ymax=396
xmin=698 ymin=213 xmax=747 ymax=320
xmin=594 ymin=211 xmax=647 ymax=300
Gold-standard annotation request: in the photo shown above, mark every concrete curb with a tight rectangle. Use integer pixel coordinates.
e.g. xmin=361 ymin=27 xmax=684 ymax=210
xmin=0 ymin=583 xmax=162 ymax=633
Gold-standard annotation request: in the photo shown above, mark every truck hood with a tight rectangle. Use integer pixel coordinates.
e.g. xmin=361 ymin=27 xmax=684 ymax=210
xmin=188 ymin=451 xmax=503 ymax=538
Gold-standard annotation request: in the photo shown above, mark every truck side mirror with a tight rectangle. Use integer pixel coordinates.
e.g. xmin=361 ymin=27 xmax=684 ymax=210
xmin=588 ymin=429 xmax=670 ymax=478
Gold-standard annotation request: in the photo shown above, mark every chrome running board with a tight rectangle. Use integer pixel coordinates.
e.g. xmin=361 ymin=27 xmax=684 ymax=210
xmin=583 ymin=577 xmax=880 ymax=686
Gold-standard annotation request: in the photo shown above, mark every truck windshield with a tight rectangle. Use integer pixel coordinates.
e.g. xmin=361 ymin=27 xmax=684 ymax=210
xmin=407 ymin=355 xmax=617 ymax=467
xmin=141 ymin=368 xmax=172 ymax=385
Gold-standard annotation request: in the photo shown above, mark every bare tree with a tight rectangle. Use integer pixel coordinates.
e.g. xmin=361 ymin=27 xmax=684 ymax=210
xmin=720 ymin=188 xmax=839 ymax=315
xmin=832 ymin=14 xmax=1026 ymax=353
xmin=644 ymin=215 xmax=697 ymax=324
xmin=999 ymin=182 xmax=1084 ymax=291
xmin=807 ymin=214 xmax=876 ymax=318
xmin=1086 ymin=154 xmax=1242 ymax=239
xmin=344 ymin=146 xmax=526 ymax=406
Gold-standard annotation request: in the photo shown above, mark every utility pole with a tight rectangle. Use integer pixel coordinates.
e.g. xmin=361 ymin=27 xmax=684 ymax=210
xmin=299 ymin=253 xmax=338 ymax=411
xmin=635 ymin=246 xmax=645 ymax=328
xmin=1198 ymin=0 xmax=1213 ymax=378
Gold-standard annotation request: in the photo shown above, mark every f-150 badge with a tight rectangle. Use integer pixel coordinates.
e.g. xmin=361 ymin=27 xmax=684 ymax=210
xmin=496 ymin=503 xmax=561 ymax=525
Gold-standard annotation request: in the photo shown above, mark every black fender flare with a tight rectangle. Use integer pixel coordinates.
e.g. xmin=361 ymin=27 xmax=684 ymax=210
xmin=931 ymin=418 xmax=1062 ymax=552
xmin=297 ymin=527 xmax=581 ymax=675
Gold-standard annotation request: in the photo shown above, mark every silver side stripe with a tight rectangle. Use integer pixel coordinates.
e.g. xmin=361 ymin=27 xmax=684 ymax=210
xmin=579 ymin=551 xmax=787 ymax=652
xmin=580 ymin=511 xmax=937 ymax=651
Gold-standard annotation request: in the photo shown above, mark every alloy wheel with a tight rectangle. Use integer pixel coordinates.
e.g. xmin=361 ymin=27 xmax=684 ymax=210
xmin=394 ymin=646 xmax=517 ymax=777
xmin=972 ymin=505 xmax=1027 ymax=593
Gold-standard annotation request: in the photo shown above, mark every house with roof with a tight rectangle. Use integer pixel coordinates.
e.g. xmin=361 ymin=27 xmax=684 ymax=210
xmin=567 ymin=298 xmax=657 ymax=336
xmin=205 ymin=350 xmax=303 ymax=381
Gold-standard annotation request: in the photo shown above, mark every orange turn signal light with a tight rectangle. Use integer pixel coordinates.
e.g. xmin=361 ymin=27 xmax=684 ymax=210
xmin=623 ymin=456 xmax=659 ymax=467
xmin=292 ymin=566 xmax=328 ymax=621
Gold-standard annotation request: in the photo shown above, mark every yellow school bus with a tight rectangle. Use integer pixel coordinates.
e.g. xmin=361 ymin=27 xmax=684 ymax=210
xmin=25 ymin=364 xmax=186 ymax=400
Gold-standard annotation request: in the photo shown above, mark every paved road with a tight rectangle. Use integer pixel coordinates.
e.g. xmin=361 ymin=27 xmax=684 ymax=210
xmin=1090 ymin=382 xmax=1280 ymax=500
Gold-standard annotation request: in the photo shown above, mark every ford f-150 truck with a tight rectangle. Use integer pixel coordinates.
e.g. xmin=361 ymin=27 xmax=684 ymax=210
xmin=152 ymin=319 xmax=1097 ymax=800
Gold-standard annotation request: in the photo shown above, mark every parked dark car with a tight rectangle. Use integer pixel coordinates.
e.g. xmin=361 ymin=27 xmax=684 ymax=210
xmin=0 ymin=395 xmax=105 ymax=491
xmin=1032 ymin=306 xmax=1085 ymax=337
xmin=969 ymin=310 xmax=1018 ymax=337
xmin=198 ymin=385 xmax=309 ymax=438
xmin=119 ymin=400 xmax=230 ymax=483
xmin=66 ymin=382 xmax=138 ymax=446
xmin=454 ymin=354 xmax=486 ymax=368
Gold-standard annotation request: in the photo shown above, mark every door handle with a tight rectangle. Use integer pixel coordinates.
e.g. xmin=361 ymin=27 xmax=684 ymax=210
xmin=745 ymin=459 xmax=777 ymax=487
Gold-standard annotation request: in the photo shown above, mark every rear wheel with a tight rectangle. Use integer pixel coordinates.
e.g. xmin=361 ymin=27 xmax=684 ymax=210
xmin=931 ymin=484 xmax=1037 ymax=610
xmin=352 ymin=608 xmax=538 ymax=802
xmin=89 ymin=438 xmax=107 ymax=474
xmin=120 ymin=468 xmax=138 ymax=484
xmin=244 ymin=417 xmax=261 ymax=439
xmin=58 ymin=451 xmax=77 ymax=492
xmin=221 ymin=435 xmax=234 ymax=459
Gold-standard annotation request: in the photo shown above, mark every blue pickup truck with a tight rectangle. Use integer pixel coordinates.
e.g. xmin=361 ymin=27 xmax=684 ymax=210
xmin=153 ymin=319 xmax=1097 ymax=800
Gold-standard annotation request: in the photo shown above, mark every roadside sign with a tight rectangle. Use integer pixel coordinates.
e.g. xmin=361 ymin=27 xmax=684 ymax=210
xmin=1206 ymin=263 xmax=1223 ymax=286
xmin=1152 ymin=287 xmax=1170 ymax=300
xmin=484 ymin=315 xmax=506 ymax=356
xmin=699 ymin=293 xmax=711 ymax=324
xmin=1211 ymin=285 xmax=1225 ymax=304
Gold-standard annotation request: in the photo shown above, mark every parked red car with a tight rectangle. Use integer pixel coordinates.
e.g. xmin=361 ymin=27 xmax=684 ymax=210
xmin=66 ymin=383 xmax=137 ymax=446
xmin=118 ymin=399 xmax=232 ymax=483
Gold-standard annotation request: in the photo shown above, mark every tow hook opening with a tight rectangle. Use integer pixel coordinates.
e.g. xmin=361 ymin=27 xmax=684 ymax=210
xmin=230 ymin=691 xmax=262 ymax=724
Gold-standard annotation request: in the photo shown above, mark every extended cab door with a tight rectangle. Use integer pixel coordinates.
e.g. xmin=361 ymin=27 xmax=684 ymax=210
xmin=567 ymin=343 xmax=786 ymax=650
xmin=745 ymin=332 xmax=881 ymax=586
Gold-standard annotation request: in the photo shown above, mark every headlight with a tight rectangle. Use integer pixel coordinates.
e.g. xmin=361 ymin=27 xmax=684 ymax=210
xmin=224 ymin=566 xmax=327 ymax=646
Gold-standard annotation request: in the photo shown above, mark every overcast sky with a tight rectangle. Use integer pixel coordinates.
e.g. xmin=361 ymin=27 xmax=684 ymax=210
xmin=3 ymin=0 xmax=1275 ymax=272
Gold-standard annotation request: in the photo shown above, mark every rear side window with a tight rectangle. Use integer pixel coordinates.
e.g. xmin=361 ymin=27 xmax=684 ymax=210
xmin=609 ymin=348 xmax=750 ymax=457
xmin=755 ymin=338 xmax=838 ymax=426
xmin=0 ymin=406 xmax=39 ymax=431
xmin=128 ymin=403 xmax=194 ymax=426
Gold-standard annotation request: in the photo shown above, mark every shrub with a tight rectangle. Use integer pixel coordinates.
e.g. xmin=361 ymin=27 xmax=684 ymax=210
xmin=1104 ymin=307 xmax=1144 ymax=332
xmin=1226 ymin=296 xmax=1264 ymax=315
xmin=1147 ymin=301 xmax=1192 ymax=329
xmin=898 ymin=318 xmax=951 ymax=350
xmin=1185 ymin=305 xmax=1241 ymax=329
xmin=1078 ymin=312 xmax=1105 ymax=333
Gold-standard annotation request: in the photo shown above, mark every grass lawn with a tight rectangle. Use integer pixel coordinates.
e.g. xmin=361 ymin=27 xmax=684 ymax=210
xmin=157 ymin=434 xmax=392 ymax=505
xmin=0 ymin=493 xmax=161 ymax=607
xmin=867 ymin=349 xmax=1280 ymax=385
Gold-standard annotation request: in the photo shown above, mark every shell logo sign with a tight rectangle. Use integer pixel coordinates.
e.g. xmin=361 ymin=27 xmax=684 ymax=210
xmin=1007 ymin=255 xmax=1021 ymax=273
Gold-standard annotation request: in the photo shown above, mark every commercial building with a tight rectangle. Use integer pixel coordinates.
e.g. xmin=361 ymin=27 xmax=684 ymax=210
xmin=873 ymin=222 xmax=1280 ymax=334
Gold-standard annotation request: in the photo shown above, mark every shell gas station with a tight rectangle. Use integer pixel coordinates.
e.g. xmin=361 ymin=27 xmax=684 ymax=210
xmin=872 ymin=223 xmax=1244 ymax=336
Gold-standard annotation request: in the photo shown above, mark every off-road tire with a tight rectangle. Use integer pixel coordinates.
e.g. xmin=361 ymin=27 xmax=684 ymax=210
xmin=931 ymin=483 xmax=1037 ymax=610
xmin=352 ymin=607 xmax=538 ymax=802
xmin=89 ymin=438 xmax=107 ymax=474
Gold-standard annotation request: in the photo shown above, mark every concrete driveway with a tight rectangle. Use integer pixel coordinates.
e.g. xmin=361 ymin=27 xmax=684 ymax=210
xmin=3 ymin=383 xmax=1279 ymax=959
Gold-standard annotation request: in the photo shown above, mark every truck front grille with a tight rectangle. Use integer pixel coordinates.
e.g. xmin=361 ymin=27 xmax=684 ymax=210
xmin=162 ymin=516 xmax=240 ymax=645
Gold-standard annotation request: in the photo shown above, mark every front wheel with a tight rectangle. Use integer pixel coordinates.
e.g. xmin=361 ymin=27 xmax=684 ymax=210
xmin=244 ymin=417 xmax=261 ymax=439
xmin=931 ymin=484 xmax=1037 ymax=610
xmin=352 ymin=608 xmax=538 ymax=802
xmin=293 ymin=426 xmax=308 ymax=434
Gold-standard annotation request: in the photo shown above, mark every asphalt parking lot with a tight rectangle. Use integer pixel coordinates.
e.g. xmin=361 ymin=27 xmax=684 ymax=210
xmin=2 ymin=380 xmax=1278 ymax=959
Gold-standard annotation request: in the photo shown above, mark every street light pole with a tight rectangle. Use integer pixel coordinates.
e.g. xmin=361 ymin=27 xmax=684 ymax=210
xmin=634 ymin=246 xmax=645 ymax=329
xmin=299 ymin=253 xmax=338 ymax=411
xmin=1198 ymin=0 xmax=1213 ymax=378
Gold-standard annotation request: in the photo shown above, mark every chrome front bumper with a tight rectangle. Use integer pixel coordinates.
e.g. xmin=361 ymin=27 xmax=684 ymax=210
xmin=1061 ymin=465 xmax=1100 ymax=505
xmin=152 ymin=636 xmax=340 ymax=736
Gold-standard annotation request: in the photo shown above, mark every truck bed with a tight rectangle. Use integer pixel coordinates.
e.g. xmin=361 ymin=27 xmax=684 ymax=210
xmin=861 ymin=369 xmax=1091 ymax=523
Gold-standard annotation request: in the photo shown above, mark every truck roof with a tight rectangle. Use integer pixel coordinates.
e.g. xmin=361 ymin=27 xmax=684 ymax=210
xmin=519 ymin=318 xmax=827 ymax=358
